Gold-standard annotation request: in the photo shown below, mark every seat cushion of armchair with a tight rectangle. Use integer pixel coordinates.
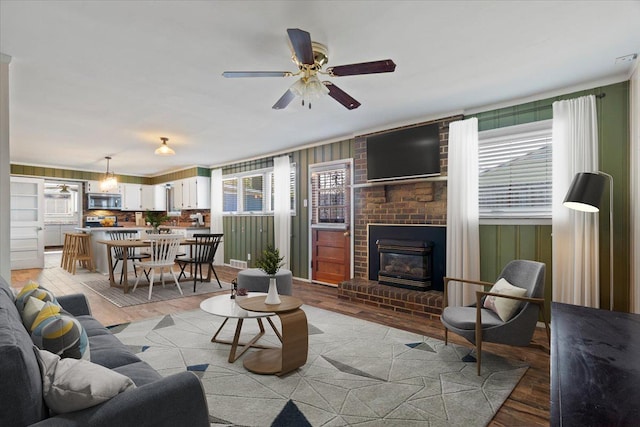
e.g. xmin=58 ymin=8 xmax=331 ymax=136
xmin=441 ymin=306 xmax=504 ymax=330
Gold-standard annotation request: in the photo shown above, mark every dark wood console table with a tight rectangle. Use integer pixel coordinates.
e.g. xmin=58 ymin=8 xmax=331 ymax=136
xmin=551 ymin=302 xmax=640 ymax=426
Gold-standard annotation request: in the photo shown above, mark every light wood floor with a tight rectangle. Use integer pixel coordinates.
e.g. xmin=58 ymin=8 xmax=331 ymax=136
xmin=11 ymin=252 xmax=550 ymax=426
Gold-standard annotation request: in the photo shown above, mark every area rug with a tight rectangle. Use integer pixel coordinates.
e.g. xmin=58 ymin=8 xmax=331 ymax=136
xmin=111 ymin=305 xmax=528 ymax=426
xmin=80 ymin=277 xmax=232 ymax=307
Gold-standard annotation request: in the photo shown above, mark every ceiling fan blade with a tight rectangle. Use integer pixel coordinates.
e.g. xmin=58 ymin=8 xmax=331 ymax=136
xmin=222 ymin=71 xmax=290 ymax=78
xmin=287 ymin=28 xmax=314 ymax=65
xmin=323 ymin=81 xmax=361 ymax=110
xmin=272 ymin=89 xmax=296 ymax=110
xmin=327 ymin=59 xmax=396 ymax=77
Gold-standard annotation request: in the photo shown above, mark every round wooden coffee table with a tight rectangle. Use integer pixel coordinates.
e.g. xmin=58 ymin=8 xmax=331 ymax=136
xmin=200 ymin=293 xmax=279 ymax=363
xmin=237 ymin=295 xmax=308 ymax=376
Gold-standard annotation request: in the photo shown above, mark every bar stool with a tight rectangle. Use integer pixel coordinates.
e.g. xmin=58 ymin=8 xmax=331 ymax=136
xmin=62 ymin=233 xmax=94 ymax=274
xmin=60 ymin=233 xmax=73 ymax=271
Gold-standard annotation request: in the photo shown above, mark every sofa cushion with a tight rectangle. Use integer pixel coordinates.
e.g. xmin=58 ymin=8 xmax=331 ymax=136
xmin=36 ymin=348 xmax=136 ymax=414
xmin=31 ymin=302 xmax=90 ymax=360
xmin=112 ymin=360 xmax=162 ymax=386
xmin=88 ymin=333 xmax=142 ymax=369
xmin=76 ymin=315 xmax=113 ymax=337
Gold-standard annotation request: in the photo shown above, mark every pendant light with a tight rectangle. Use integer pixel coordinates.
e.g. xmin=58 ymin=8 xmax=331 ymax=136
xmin=155 ymin=137 xmax=175 ymax=156
xmin=100 ymin=156 xmax=118 ymax=191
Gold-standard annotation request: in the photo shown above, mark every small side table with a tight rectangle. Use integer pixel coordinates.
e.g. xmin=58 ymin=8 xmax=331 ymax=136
xmin=237 ymin=295 xmax=308 ymax=376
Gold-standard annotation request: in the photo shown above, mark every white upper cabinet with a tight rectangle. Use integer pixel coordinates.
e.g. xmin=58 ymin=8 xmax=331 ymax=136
xmin=121 ymin=183 xmax=142 ymax=210
xmin=86 ymin=180 xmax=121 ymax=194
xmin=141 ymin=184 xmax=166 ymax=211
xmin=172 ymin=177 xmax=210 ymax=210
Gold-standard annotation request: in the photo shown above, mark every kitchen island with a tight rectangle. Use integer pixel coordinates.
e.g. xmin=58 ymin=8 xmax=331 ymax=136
xmin=79 ymin=225 xmax=211 ymax=276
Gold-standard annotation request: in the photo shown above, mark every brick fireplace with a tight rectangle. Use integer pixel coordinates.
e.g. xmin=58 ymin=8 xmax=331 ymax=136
xmin=337 ymin=114 xmax=462 ymax=319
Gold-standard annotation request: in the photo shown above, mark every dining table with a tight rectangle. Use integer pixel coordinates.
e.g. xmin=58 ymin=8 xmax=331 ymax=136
xmin=97 ymin=238 xmax=197 ymax=293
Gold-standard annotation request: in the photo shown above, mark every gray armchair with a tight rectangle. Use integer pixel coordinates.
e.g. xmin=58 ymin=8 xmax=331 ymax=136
xmin=440 ymin=260 xmax=550 ymax=375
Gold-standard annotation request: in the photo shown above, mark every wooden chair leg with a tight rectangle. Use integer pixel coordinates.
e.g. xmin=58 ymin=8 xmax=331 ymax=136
xmin=444 ymin=328 xmax=448 ymax=345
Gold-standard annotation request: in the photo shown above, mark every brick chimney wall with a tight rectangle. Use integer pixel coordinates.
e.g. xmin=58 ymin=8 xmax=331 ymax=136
xmin=352 ymin=115 xmax=463 ymax=278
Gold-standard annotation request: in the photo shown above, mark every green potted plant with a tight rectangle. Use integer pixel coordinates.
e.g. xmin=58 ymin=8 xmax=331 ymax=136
xmin=255 ymin=244 xmax=284 ymax=304
xmin=144 ymin=210 xmax=169 ymax=234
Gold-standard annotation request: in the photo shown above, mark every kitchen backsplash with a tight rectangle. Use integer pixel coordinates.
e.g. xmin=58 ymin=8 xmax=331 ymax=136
xmin=84 ymin=209 xmax=209 ymax=227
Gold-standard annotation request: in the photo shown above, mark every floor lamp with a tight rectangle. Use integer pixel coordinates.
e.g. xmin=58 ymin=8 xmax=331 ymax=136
xmin=563 ymin=171 xmax=614 ymax=310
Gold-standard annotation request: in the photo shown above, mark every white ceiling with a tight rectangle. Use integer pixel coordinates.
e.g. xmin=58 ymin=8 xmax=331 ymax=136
xmin=1 ymin=1 xmax=639 ymax=177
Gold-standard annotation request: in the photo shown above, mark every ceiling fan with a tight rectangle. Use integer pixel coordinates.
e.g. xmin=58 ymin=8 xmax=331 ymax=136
xmin=222 ymin=28 xmax=396 ymax=110
xmin=58 ymin=184 xmax=77 ymax=194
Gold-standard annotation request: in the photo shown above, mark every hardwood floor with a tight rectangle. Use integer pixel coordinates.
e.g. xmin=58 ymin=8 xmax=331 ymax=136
xmin=11 ymin=252 xmax=550 ymax=426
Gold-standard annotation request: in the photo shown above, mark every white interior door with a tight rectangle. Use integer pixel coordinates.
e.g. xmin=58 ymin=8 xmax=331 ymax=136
xmin=10 ymin=176 xmax=45 ymax=269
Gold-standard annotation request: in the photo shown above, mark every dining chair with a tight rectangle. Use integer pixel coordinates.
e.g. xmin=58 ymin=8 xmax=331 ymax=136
xmin=107 ymin=230 xmax=149 ymax=284
xmin=440 ymin=259 xmax=550 ymax=375
xmin=132 ymin=234 xmax=184 ymax=300
xmin=176 ymin=233 xmax=223 ymax=292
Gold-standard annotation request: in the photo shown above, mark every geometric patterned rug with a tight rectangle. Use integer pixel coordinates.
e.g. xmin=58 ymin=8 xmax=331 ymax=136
xmin=111 ymin=305 xmax=528 ymax=426
xmin=80 ymin=277 xmax=232 ymax=307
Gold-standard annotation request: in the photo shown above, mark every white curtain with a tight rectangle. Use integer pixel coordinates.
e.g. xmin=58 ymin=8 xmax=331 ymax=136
xmin=446 ymin=117 xmax=480 ymax=306
xmin=552 ymin=95 xmax=600 ymax=308
xmin=273 ymin=155 xmax=291 ymax=270
xmin=210 ymin=168 xmax=224 ymax=266
xmin=630 ymin=64 xmax=640 ymax=314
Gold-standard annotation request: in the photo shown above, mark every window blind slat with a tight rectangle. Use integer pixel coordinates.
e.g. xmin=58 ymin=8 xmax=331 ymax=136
xmin=478 ymin=122 xmax=552 ymax=219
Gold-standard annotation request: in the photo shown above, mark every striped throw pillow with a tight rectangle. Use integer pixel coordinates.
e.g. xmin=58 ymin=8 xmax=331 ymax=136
xmin=31 ymin=302 xmax=90 ymax=360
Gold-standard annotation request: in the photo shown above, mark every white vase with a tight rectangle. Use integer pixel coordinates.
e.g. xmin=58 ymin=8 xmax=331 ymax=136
xmin=264 ymin=277 xmax=281 ymax=305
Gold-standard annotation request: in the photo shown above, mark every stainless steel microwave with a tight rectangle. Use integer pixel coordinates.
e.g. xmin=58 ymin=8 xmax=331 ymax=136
xmin=87 ymin=193 xmax=122 ymax=210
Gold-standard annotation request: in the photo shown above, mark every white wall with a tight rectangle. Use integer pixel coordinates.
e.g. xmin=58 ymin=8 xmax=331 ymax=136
xmin=630 ymin=60 xmax=639 ymax=314
xmin=0 ymin=53 xmax=11 ymax=282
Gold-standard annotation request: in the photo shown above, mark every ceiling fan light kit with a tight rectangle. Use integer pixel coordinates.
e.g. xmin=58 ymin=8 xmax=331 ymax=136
xmin=155 ymin=137 xmax=175 ymax=156
xmin=223 ymin=28 xmax=396 ymax=110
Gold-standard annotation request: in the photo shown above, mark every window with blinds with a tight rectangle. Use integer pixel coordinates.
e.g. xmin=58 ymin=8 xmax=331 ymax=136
xmin=222 ymin=178 xmax=238 ymax=212
xmin=222 ymin=164 xmax=296 ymax=214
xmin=478 ymin=120 xmax=553 ymax=219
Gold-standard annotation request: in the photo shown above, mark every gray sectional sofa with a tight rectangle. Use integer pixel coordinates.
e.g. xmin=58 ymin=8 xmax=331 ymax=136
xmin=0 ymin=275 xmax=210 ymax=427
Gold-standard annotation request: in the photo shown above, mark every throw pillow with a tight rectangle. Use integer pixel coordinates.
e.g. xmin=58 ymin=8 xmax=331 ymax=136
xmin=21 ymin=296 xmax=46 ymax=329
xmin=31 ymin=302 xmax=90 ymax=360
xmin=35 ymin=348 xmax=136 ymax=414
xmin=483 ymin=278 xmax=528 ymax=322
xmin=15 ymin=281 xmax=58 ymax=313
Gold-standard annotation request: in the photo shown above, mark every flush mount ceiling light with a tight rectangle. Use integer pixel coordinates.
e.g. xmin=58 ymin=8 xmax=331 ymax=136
xmin=100 ymin=156 xmax=118 ymax=191
xmin=155 ymin=137 xmax=175 ymax=156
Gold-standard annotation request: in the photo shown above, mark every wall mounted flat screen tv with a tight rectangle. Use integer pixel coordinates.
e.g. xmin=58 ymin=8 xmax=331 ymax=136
xmin=366 ymin=123 xmax=440 ymax=182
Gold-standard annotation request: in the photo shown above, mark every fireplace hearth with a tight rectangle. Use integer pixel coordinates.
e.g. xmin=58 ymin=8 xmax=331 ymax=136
xmin=377 ymin=239 xmax=433 ymax=291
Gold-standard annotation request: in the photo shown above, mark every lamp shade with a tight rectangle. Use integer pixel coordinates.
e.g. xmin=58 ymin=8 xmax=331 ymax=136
xmin=563 ymin=172 xmax=606 ymax=212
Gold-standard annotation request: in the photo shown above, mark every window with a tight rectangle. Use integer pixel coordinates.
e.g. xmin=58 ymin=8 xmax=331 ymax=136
xmin=223 ymin=164 xmax=296 ymax=214
xmin=478 ymin=120 xmax=552 ymax=219
xmin=243 ymin=175 xmax=264 ymax=212
xmin=222 ymin=178 xmax=238 ymax=212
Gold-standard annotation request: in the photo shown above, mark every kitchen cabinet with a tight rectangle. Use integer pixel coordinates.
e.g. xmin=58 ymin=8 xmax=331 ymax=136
xmin=172 ymin=177 xmax=210 ymax=210
xmin=121 ymin=183 xmax=141 ymax=211
xmin=121 ymin=184 xmax=166 ymax=211
xmin=141 ymin=184 xmax=166 ymax=211
xmin=44 ymin=224 xmax=80 ymax=247
xmin=86 ymin=180 xmax=121 ymax=194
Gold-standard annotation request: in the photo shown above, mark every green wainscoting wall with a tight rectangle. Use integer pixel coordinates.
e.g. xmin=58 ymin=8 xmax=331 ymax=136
xmin=221 ymin=139 xmax=354 ymax=278
xmin=474 ymin=80 xmax=631 ymax=312
xmin=479 ymin=225 xmax=553 ymax=320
